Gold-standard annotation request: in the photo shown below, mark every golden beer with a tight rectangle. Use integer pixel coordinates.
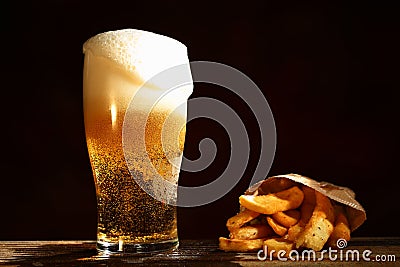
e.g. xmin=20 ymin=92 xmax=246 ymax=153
xmin=83 ymin=29 xmax=192 ymax=253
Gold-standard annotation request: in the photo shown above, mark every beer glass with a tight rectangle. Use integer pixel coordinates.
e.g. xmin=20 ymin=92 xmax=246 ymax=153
xmin=83 ymin=29 xmax=193 ymax=253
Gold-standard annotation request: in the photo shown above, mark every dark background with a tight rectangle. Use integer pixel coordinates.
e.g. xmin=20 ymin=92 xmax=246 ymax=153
xmin=1 ymin=1 xmax=399 ymax=240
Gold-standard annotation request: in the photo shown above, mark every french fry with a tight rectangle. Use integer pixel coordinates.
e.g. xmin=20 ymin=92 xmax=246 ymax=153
xmin=327 ymin=204 xmax=351 ymax=247
xmin=263 ymin=238 xmax=295 ymax=258
xmin=219 ymin=237 xmax=265 ymax=252
xmin=239 ymin=186 xmax=304 ymax=214
xmin=219 ymin=176 xmax=362 ymax=256
xmin=258 ymin=178 xmax=298 ymax=195
xmin=295 ymin=190 xmax=334 ymax=251
xmin=272 ymin=210 xmax=300 ymax=228
xmin=266 ymin=216 xmax=288 ymax=236
xmin=229 ymin=224 xmax=274 ymax=240
xmin=287 ymin=185 xmax=316 ymax=241
xmin=226 ymin=209 xmax=260 ymax=231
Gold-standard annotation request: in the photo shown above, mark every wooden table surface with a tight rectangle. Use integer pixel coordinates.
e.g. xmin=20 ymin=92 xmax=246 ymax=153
xmin=0 ymin=237 xmax=399 ymax=266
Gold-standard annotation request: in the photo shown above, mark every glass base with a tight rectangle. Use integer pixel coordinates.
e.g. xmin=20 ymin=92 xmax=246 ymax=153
xmin=97 ymin=238 xmax=179 ymax=254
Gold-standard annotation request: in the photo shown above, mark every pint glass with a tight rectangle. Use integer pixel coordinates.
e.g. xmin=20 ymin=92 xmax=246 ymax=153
xmin=83 ymin=29 xmax=193 ymax=253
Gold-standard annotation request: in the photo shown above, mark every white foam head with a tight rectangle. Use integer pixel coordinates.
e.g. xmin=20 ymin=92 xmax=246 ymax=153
xmin=83 ymin=29 xmax=190 ymax=84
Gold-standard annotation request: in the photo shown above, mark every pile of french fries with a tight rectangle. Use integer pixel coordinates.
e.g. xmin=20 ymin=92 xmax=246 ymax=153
xmin=219 ymin=178 xmax=351 ymax=255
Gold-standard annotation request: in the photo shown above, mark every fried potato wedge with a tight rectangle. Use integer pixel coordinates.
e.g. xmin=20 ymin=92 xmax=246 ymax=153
xmin=226 ymin=209 xmax=260 ymax=231
xmin=263 ymin=238 xmax=295 ymax=258
xmin=230 ymin=224 xmax=274 ymax=240
xmin=239 ymin=186 xmax=304 ymax=214
xmin=219 ymin=237 xmax=264 ymax=252
xmin=258 ymin=178 xmax=298 ymax=195
xmin=272 ymin=210 xmax=300 ymax=228
xmin=287 ymin=186 xmax=316 ymax=241
xmin=327 ymin=204 xmax=351 ymax=248
xmin=267 ymin=216 xmax=288 ymax=236
xmin=295 ymin=190 xmax=334 ymax=251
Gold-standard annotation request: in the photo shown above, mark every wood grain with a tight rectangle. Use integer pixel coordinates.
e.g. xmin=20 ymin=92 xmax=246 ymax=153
xmin=0 ymin=238 xmax=399 ymax=266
